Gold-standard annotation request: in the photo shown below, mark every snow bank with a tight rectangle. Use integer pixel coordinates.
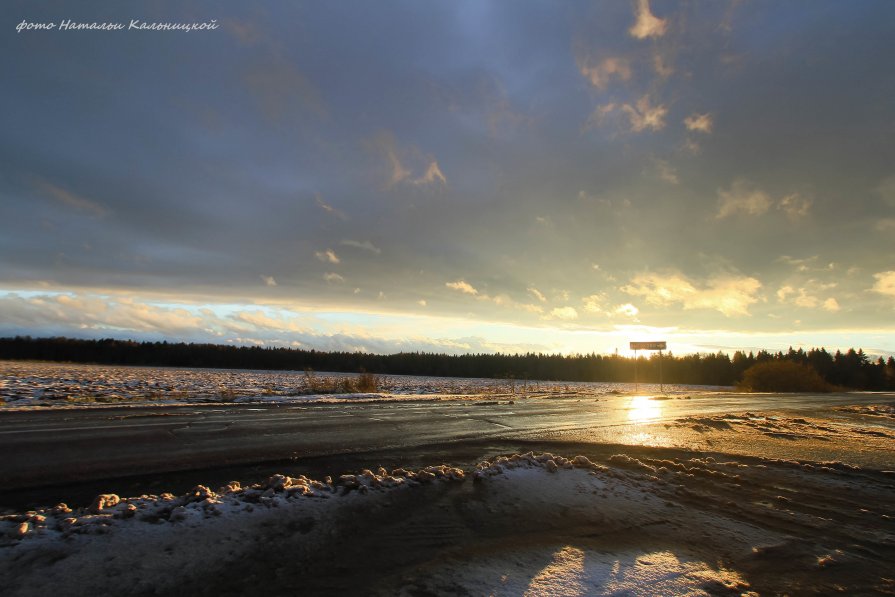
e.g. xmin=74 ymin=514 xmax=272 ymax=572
xmin=0 ymin=463 xmax=469 ymax=596
xmin=7 ymin=449 xmax=883 ymax=595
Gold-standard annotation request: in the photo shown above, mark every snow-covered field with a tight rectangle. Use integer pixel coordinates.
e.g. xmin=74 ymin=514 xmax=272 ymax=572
xmin=0 ymin=360 xmax=712 ymax=407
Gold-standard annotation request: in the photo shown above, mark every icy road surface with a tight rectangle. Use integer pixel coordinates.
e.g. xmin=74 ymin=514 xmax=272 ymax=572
xmin=2 ymin=385 xmax=893 ymax=493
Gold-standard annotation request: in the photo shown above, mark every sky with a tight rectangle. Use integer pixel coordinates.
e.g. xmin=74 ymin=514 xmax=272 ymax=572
xmin=2 ymin=0 xmax=895 ymax=357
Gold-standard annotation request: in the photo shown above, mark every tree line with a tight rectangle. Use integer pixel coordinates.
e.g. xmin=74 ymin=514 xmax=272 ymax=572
xmin=1 ymin=336 xmax=893 ymax=390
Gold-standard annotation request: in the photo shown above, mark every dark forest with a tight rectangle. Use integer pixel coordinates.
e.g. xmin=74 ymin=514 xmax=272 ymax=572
xmin=2 ymin=336 xmax=893 ymax=391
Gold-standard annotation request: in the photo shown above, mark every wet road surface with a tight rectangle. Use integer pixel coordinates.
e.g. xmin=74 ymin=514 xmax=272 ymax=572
xmin=3 ymin=391 xmax=892 ymax=494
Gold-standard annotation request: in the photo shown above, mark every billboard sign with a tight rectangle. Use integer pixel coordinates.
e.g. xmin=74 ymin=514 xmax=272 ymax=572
xmin=630 ymin=341 xmax=666 ymax=351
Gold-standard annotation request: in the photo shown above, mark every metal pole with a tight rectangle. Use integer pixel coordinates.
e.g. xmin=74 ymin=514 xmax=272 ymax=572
xmin=634 ymin=349 xmax=638 ymax=393
xmin=659 ymin=349 xmax=664 ymax=395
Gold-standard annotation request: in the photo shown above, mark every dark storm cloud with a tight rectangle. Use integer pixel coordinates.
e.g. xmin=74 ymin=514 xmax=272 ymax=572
xmin=2 ymin=0 xmax=894 ymax=349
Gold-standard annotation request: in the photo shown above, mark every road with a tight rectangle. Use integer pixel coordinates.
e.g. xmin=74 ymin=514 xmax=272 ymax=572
xmin=3 ymin=391 xmax=892 ymax=494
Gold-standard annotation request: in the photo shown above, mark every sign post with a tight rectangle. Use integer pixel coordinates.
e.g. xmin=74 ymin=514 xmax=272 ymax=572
xmin=629 ymin=341 xmax=667 ymax=394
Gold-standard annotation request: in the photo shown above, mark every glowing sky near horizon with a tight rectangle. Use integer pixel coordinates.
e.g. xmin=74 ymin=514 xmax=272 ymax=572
xmin=2 ymin=1 xmax=894 ymax=357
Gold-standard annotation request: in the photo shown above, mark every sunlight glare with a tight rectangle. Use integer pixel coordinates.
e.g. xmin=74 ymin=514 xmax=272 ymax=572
xmin=627 ymin=395 xmax=662 ymax=423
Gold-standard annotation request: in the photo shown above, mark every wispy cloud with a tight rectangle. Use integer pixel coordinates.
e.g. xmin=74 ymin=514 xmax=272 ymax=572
xmin=1 ymin=292 xmax=202 ymax=335
xmin=614 ymin=303 xmax=640 ymax=317
xmin=370 ymin=131 xmax=446 ymax=188
xmin=324 ymin=272 xmax=345 ymax=284
xmin=683 ymin=113 xmax=713 ymax=133
xmin=622 ymin=96 xmax=667 ymax=132
xmin=314 ymin=249 xmax=341 ymax=264
xmin=716 ymin=180 xmax=772 ymax=219
xmin=629 ymin=0 xmax=668 ymax=39
xmin=778 ymin=283 xmax=841 ymax=312
xmin=652 ymin=53 xmax=674 ymax=78
xmin=260 ymin=275 xmax=277 ymax=287
xmin=582 ymin=294 xmax=604 ymax=313
xmin=655 ymin=159 xmax=679 ymax=184
xmin=340 ymin=240 xmax=381 ymax=255
xmin=547 ymin=306 xmax=579 ymax=321
xmin=778 ymin=193 xmax=812 ymax=219
xmin=413 ymin=160 xmax=447 ymax=186
xmin=528 ymin=287 xmax=547 ymax=303
xmin=717 ymin=182 xmax=811 ymax=220
xmin=875 ymin=176 xmax=895 ymax=207
xmin=446 ymin=280 xmax=478 ymax=295
xmin=315 ymin=194 xmax=346 ymax=220
xmin=593 ymin=96 xmax=667 ymax=133
xmin=34 ymin=179 xmax=106 ymax=217
xmin=822 ymin=298 xmax=841 ymax=312
xmin=622 ymin=272 xmax=762 ymax=316
xmin=872 ymin=271 xmax=895 ymax=297
xmin=577 ymin=56 xmax=632 ymax=90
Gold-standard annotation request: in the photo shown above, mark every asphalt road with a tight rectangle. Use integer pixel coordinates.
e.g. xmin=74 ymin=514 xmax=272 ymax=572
xmin=3 ymin=391 xmax=891 ymax=494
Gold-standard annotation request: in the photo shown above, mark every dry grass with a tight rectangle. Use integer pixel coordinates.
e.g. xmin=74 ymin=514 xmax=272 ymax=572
xmin=303 ymin=369 xmax=381 ymax=394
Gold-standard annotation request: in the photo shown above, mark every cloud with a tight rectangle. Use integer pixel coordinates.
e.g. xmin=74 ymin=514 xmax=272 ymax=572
xmin=776 ymin=285 xmax=795 ymax=301
xmin=315 ymin=194 xmax=346 ymax=220
xmin=446 ymin=280 xmax=479 ymax=295
xmin=875 ymin=176 xmax=895 ymax=207
xmin=655 ymin=159 xmax=679 ymax=184
xmin=577 ymin=56 xmax=632 ymax=90
xmin=340 ymin=240 xmax=381 ymax=255
xmin=776 ymin=280 xmax=841 ymax=312
xmin=621 ymin=271 xmax=762 ymax=316
xmin=315 ymin=249 xmax=340 ymax=264
xmin=0 ymin=292 xmax=203 ymax=336
xmin=629 ymin=0 xmax=668 ymax=39
xmin=548 ymin=306 xmax=579 ymax=321
xmin=683 ymin=113 xmax=713 ymax=133
xmin=387 ymin=149 xmax=411 ymax=186
xmin=445 ymin=282 xmax=544 ymax=315
xmin=583 ymin=294 xmax=605 ymax=313
xmin=589 ymin=96 xmax=667 ymax=133
xmin=777 ymin=256 xmax=815 ymax=272
xmin=872 ymin=271 xmax=895 ymax=298
xmin=680 ymin=138 xmax=701 ymax=155
xmin=793 ymin=289 xmax=819 ymax=308
xmin=34 ymin=179 xmax=106 ymax=217
xmin=717 ymin=183 xmax=812 ymax=220
xmin=778 ymin=193 xmax=812 ymax=219
xmin=614 ymin=303 xmax=640 ymax=317
xmin=413 ymin=160 xmax=447 ymax=186
xmin=621 ymin=96 xmax=667 ymax=132
xmin=0 ymin=291 xmax=560 ymax=356
xmin=489 ymin=294 xmax=544 ymax=314
xmin=587 ymin=103 xmax=618 ymax=129
xmin=715 ymin=180 xmax=773 ymax=219
xmin=652 ymin=53 xmax=674 ymax=78
xmin=323 ymin=272 xmax=345 ymax=284
xmin=528 ymin=287 xmax=547 ymax=303
xmin=260 ymin=275 xmax=277 ymax=287
xmin=370 ymin=131 xmax=445 ymax=188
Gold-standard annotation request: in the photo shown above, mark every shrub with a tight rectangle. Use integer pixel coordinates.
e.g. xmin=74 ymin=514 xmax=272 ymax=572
xmin=355 ymin=371 xmax=380 ymax=393
xmin=302 ymin=368 xmax=380 ymax=394
xmin=738 ymin=361 xmax=833 ymax=392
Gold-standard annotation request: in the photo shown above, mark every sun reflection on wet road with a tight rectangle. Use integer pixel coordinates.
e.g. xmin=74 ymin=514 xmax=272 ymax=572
xmin=627 ymin=395 xmax=662 ymax=423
